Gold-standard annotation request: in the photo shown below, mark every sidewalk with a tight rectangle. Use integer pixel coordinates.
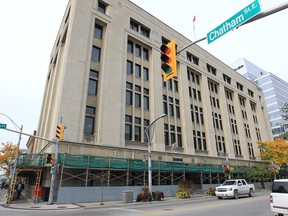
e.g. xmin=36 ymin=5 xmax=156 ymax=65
xmin=0 ymin=188 xmax=211 ymax=211
xmin=0 ymin=189 xmax=270 ymax=211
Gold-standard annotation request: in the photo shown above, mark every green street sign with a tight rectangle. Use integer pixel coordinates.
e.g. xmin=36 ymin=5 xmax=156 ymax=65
xmin=0 ymin=123 xmax=7 ymax=129
xmin=207 ymin=0 xmax=261 ymax=44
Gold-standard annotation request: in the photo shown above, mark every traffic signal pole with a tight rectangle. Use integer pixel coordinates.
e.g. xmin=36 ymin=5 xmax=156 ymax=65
xmin=48 ymin=117 xmax=63 ymax=205
xmin=177 ymin=2 xmax=288 ymax=55
xmin=47 ymin=139 xmax=58 ymax=205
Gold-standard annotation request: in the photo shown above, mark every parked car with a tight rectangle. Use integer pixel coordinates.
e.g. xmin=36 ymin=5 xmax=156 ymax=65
xmin=215 ymin=179 xmax=255 ymax=199
xmin=270 ymin=179 xmax=288 ymax=216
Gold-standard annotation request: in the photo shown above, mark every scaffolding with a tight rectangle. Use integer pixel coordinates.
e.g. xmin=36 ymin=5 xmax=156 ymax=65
xmin=15 ymin=153 xmax=244 ymax=188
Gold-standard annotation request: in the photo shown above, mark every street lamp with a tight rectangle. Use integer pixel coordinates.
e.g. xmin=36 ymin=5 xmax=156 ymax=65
xmin=144 ymin=113 xmax=166 ymax=194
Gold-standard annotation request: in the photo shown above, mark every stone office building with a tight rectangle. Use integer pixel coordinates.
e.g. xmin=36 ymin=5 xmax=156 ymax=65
xmin=27 ymin=0 xmax=273 ymax=202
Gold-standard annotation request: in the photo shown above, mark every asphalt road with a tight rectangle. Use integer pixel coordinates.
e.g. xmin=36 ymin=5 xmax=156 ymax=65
xmin=1 ymin=191 xmax=272 ymax=216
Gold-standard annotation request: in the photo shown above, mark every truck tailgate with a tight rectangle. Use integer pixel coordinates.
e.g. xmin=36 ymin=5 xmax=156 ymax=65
xmin=273 ymin=194 xmax=288 ymax=208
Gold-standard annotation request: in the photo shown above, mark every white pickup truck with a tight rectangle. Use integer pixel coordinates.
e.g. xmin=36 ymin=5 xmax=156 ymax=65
xmin=215 ymin=179 xmax=255 ymax=199
xmin=270 ymin=179 xmax=288 ymax=216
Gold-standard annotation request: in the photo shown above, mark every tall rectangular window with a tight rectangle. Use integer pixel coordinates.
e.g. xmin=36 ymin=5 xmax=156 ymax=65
xmin=84 ymin=106 xmax=95 ymax=135
xmin=126 ymin=82 xmax=133 ymax=105
xmin=125 ymin=115 xmax=132 ymax=140
xmin=134 ymin=126 xmax=141 ymax=141
xmin=127 ymin=40 xmax=133 ymax=53
xmin=143 ymin=67 xmax=149 ymax=81
xmin=143 ymin=48 xmax=149 ymax=60
xmin=94 ymin=24 xmax=103 ymax=38
xmin=135 ymin=64 xmax=141 ymax=77
xmin=92 ymin=46 xmax=101 ymax=61
xmin=88 ymin=70 xmax=98 ymax=96
xmin=135 ymin=44 xmax=141 ymax=57
xmin=126 ymin=60 xmax=133 ymax=74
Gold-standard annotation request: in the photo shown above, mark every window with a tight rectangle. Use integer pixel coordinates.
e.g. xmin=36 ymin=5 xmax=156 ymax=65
xmin=215 ymin=135 xmax=226 ymax=153
xmin=208 ymin=80 xmax=218 ymax=93
xmin=167 ymin=79 xmax=173 ymax=90
xmin=193 ymin=130 xmax=207 ymax=151
xmin=130 ymin=19 xmax=139 ymax=32
xmin=135 ymin=64 xmax=141 ymax=77
xmin=94 ymin=24 xmax=103 ymax=38
xmin=186 ymin=52 xmax=199 ymax=65
xmin=126 ymin=82 xmax=133 ymax=105
xmin=127 ymin=40 xmax=133 ymax=53
xmin=234 ymin=139 xmax=242 ymax=156
xmin=223 ymin=73 xmax=231 ymax=84
xmin=84 ymin=106 xmax=95 ymax=135
xmin=169 ymin=97 xmax=174 ymax=117
xmin=175 ymin=99 xmax=180 ymax=118
xmin=134 ymin=117 xmax=141 ymax=141
xmin=98 ymin=2 xmax=106 ymax=13
xmin=174 ymin=80 xmax=178 ymax=92
xmin=163 ymin=95 xmax=168 ymax=115
xmin=135 ymin=44 xmax=141 ymax=57
xmin=239 ymin=96 xmax=246 ymax=107
xmin=225 ymin=89 xmax=233 ymax=101
xmin=143 ymin=67 xmax=149 ymax=81
xmin=250 ymin=102 xmax=256 ymax=112
xmin=130 ymin=19 xmax=151 ymax=38
xmin=126 ymin=60 xmax=133 ymax=74
xmin=135 ymin=92 xmax=141 ymax=108
xmin=92 ymin=46 xmax=101 ymax=61
xmin=143 ymin=48 xmax=149 ymax=60
xmin=140 ymin=26 xmax=150 ymax=38
xmin=206 ymin=64 xmax=217 ymax=75
xmin=88 ymin=70 xmax=99 ymax=95
xmin=144 ymin=88 xmax=149 ymax=110
xmin=164 ymin=124 xmax=169 ymax=146
xmin=177 ymin=127 xmax=182 ymax=147
xmin=125 ymin=115 xmax=132 ymax=140
xmin=248 ymin=89 xmax=254 ymax=97
xmin=237 ymin=82 xmax=243 ymax=91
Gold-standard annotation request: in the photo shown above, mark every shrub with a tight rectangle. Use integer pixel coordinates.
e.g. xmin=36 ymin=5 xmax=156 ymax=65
xmin=152 ymin=190 xmax=164 ymax=201
xmin=176 ymin=180 xmax=193 ymax=199
xmin=136 ymin=187 xmax=152 ymax=202
xmin=176 ymin=191 xmax=190 ymax=199
xmin=206 ymin=187 xmax=216 ymax=196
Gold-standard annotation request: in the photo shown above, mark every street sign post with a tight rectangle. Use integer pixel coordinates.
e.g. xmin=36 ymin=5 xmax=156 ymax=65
xmin=207 ymin=0 xmax=261 ymax=44
xmin=0 ymin=123 xmax=7 ymax=129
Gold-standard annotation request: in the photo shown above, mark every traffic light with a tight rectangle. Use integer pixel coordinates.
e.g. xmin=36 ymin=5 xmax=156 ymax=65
xmin=160 ymin=39 xmax=177 ymax=82
xmin=56 ymin=124 xmax=64 ymax=141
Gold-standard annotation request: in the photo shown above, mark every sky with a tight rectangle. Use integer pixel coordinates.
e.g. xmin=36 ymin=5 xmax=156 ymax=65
xmin=0 ymin=0 xmax=287 ymax=150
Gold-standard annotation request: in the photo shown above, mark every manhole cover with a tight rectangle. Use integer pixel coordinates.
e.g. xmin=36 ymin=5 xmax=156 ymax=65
xmin=163 ymin=209 xmax=173 ymax=211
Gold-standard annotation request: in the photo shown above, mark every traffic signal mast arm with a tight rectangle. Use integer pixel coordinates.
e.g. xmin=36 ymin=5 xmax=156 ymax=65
xmin=177 ymin=2 xmax=288 ymax=55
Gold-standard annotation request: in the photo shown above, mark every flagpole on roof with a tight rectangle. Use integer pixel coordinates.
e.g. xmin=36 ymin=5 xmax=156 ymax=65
xmin=193 ymin=15 xmax=196 ymax=41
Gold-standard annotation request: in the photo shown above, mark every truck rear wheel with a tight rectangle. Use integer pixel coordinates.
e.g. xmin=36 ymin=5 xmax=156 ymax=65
xmin=234 ymin=190 xmax=239 ymax=199
xmin=248 ymin=188 xmax=253 ymax=197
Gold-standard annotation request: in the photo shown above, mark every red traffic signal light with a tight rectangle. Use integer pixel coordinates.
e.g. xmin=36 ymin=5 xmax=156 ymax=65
xmin=160 ymin=39 xmax=177 ymax=82
xmin=56 ymin=124 xmax=64 ymax=141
